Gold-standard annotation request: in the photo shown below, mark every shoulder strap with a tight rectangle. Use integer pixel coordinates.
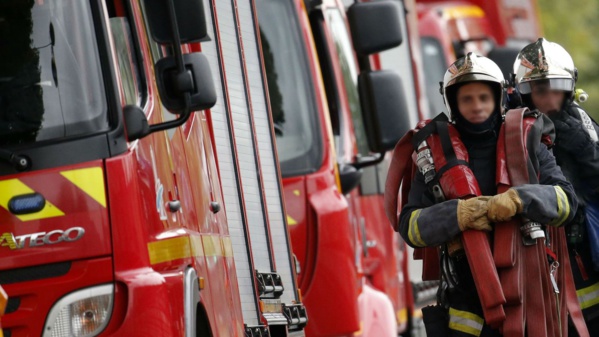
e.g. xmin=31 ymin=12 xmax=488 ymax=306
xmin=433 ymin=122 xmax=469 ymax=182
xmin=504 ymin=108 xmax=530 ymax=186
xmin=411 ymin=113 xmax=449 ymax=149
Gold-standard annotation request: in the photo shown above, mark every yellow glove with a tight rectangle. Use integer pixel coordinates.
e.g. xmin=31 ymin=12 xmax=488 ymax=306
xmin=487 ymin=188 xmax=523 ymax=222
xmin=457 ymin=196 xmax=493 ymax=232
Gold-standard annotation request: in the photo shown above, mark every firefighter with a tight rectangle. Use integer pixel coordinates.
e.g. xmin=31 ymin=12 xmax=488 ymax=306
xmin=396 ymin=53 xmax=578 ymax=336
xmin=514 ymin=38 xmax=599 ymax=335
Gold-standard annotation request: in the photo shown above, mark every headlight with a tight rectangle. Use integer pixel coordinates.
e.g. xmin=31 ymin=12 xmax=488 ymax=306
xmin=44 ymin=284 xmax=113 ymax=337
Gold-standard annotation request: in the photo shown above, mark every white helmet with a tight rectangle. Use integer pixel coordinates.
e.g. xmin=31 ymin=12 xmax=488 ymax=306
xmin=513 ymin=38 xmax=576 ymax=96
xmin=441 ymin=52 xmax=506 ymax=121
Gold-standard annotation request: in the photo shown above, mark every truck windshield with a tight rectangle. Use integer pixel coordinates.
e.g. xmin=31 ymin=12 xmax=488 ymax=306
xmin=256 ymin=0 xmax=322 ymax=177
xmin=0 ymin=0 xmax=107 ymax=147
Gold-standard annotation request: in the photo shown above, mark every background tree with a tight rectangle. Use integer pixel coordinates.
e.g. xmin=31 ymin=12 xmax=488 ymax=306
xmin=538 ymin=0 xmax=599 ymax=118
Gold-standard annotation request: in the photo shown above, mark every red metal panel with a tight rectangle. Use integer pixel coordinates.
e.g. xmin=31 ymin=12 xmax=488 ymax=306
xmin=106 ymin=1 xmax=246 ymax=334
xmin=0 ymin=161 xmax=110 ymax=270
xmin=283 ymin=177 xmax=309 ymax=286
xmin=360 ymin=195 xmax=412 ymax=331
xmin=276 ymin=1 xmax=362 ymax=335
xmin=105 ymin=268 xmax=185 ymax=336
xmin=302 ymin=184 xmax=361 ymax=336
xmin=3 ymin=257 xmax=113 ymax=336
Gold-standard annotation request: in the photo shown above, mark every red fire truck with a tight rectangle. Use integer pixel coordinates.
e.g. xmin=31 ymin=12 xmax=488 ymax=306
xmin=416 ymin=0 xmax=542 ymax=114
xmin=256 ymin=0 xmax=415 ymax=335
xmin=0 ymin=0 xmax=305 ymax=336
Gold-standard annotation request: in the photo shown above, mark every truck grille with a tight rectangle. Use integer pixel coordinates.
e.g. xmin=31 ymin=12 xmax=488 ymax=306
xmin=0 ymin=262 xmax=71 ymax=284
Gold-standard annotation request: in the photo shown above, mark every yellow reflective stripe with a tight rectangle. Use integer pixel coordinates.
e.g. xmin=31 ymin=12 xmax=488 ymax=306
xmin=0 ymin=179 xmax=64 ymax=221
xmin=190 ymin=235 xmax=205 ymax=258
xmin=397 ymin=308 xmax=408 ymax=325
xmin=60 ymin=167 xmax=107 ymax=208
xmin=148 ymin=236 xmax=192 ymax=265
xmin=203 ymin=235 xmax=223 ymax=257
xmin=549 ymin=186 xmax=570 ymax=227
xmin=449 ymin=307 xmax=484 ymax=336
xmin=221 ymin=236 xmax=234 ymax=258
xmin=442 ymin=5 xmax=485 ymax=20
xmin=449 ymin=321 xmax=483 ymax=336
xmin=556 ymin=186 xmax=570 ymax=225
xmin=408 ymin=209 xmax=426 ymax=247
xmin=449 ymin=307 xmax=484 ymax=325
xmin=147 ymin=234 xmax=231 ymax=264
xmin=577 ymin=282 xmax=599 ymax=310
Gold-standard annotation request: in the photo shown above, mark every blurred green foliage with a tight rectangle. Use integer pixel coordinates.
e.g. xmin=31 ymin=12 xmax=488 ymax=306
xmin=538 ymin=0 xmax=599 ymax=118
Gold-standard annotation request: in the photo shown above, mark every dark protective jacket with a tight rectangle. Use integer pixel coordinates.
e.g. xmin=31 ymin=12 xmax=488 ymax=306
xmin=397 ymin=111 xmax=578 ymax=337
xmin=399 ymin=119 xmax=576 ymax=250
xmin=550 ymin=102 xmax=599 ymax=323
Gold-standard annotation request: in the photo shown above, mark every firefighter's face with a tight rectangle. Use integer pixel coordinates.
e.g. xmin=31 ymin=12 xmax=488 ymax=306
xmin=530 ymin=82 xmax=566 ymax=115
xmin=456 ymin=82 xmax=495 ymax=124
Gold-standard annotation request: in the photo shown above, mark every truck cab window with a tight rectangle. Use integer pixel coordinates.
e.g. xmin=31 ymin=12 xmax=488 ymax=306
xmin=325 ymin=9 xmax=369 ymax=157
xmin=106 ymin=0 xmax=146 ymax=109
xmin=110 ymin=18 xmax=143 ymax=106
xmin=256 ymin=0 xmax=323 ymax=177
xmin=420 ymin=37 xmax=448 ymax=116
xmin=138 ymin=1 xmax=181 ymax=139
xmin=0 ymin=0 xmax=107 ymax=147
xmin=308 ymin=11 xmax=346 ymax=160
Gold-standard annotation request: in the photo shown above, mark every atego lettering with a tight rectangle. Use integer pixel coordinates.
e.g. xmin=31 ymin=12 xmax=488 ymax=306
xmin=0 ymin=227 xmax=85 ymax=250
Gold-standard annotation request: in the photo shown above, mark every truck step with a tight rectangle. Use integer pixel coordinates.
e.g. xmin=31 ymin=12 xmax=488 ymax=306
xmin=283 ymin=303 xmax=308 ymax=331
xmin=257 ymin=272 xmax=284 ymax=298
xmin=245 ymin=325 xmax=270 ymax=337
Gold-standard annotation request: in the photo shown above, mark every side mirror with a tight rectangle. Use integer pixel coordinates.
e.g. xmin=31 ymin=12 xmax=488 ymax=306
xmin=347 ymin=1 xmax=403 ymax=56
xmin=339 ymin=163 xmax=363 ymax=194
xmin=155 ymin=53 xmax=217 ymax=114
xmin=142 ymin=0 xmax=208 ymax=44
xmin=123 ymin=105 xmax=149 ymax=141
xmin=358 ymin=70 xmax=410 ymax=153
xmin=121 ymin=0 xmax=217 ymax=138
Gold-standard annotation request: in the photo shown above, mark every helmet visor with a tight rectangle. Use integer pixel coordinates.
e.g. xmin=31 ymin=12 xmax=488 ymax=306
xmin=518 ymin=78 xmax=574 ymax=94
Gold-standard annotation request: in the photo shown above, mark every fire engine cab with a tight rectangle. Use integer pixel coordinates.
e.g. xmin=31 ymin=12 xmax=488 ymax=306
xmin=0 ymin=0 xmax=305 ymax=336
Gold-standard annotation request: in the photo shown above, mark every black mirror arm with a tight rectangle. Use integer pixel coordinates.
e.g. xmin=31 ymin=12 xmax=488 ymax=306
xmin=351 ymin=151 xmax=385 ymax=170
xmin=148 ymin=105 xmax=192 ymax=133
xmin=166 ymin=0 xmax=185 ymax=76
xmin=149 ymin=0 xmax=194 ymax=134
xmin=356 ymin=54 xmax=371 ymax=73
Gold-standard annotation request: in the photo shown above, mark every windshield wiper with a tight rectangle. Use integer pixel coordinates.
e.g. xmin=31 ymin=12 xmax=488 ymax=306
xmin=0 ymin=149 xmax=31 ymax=171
